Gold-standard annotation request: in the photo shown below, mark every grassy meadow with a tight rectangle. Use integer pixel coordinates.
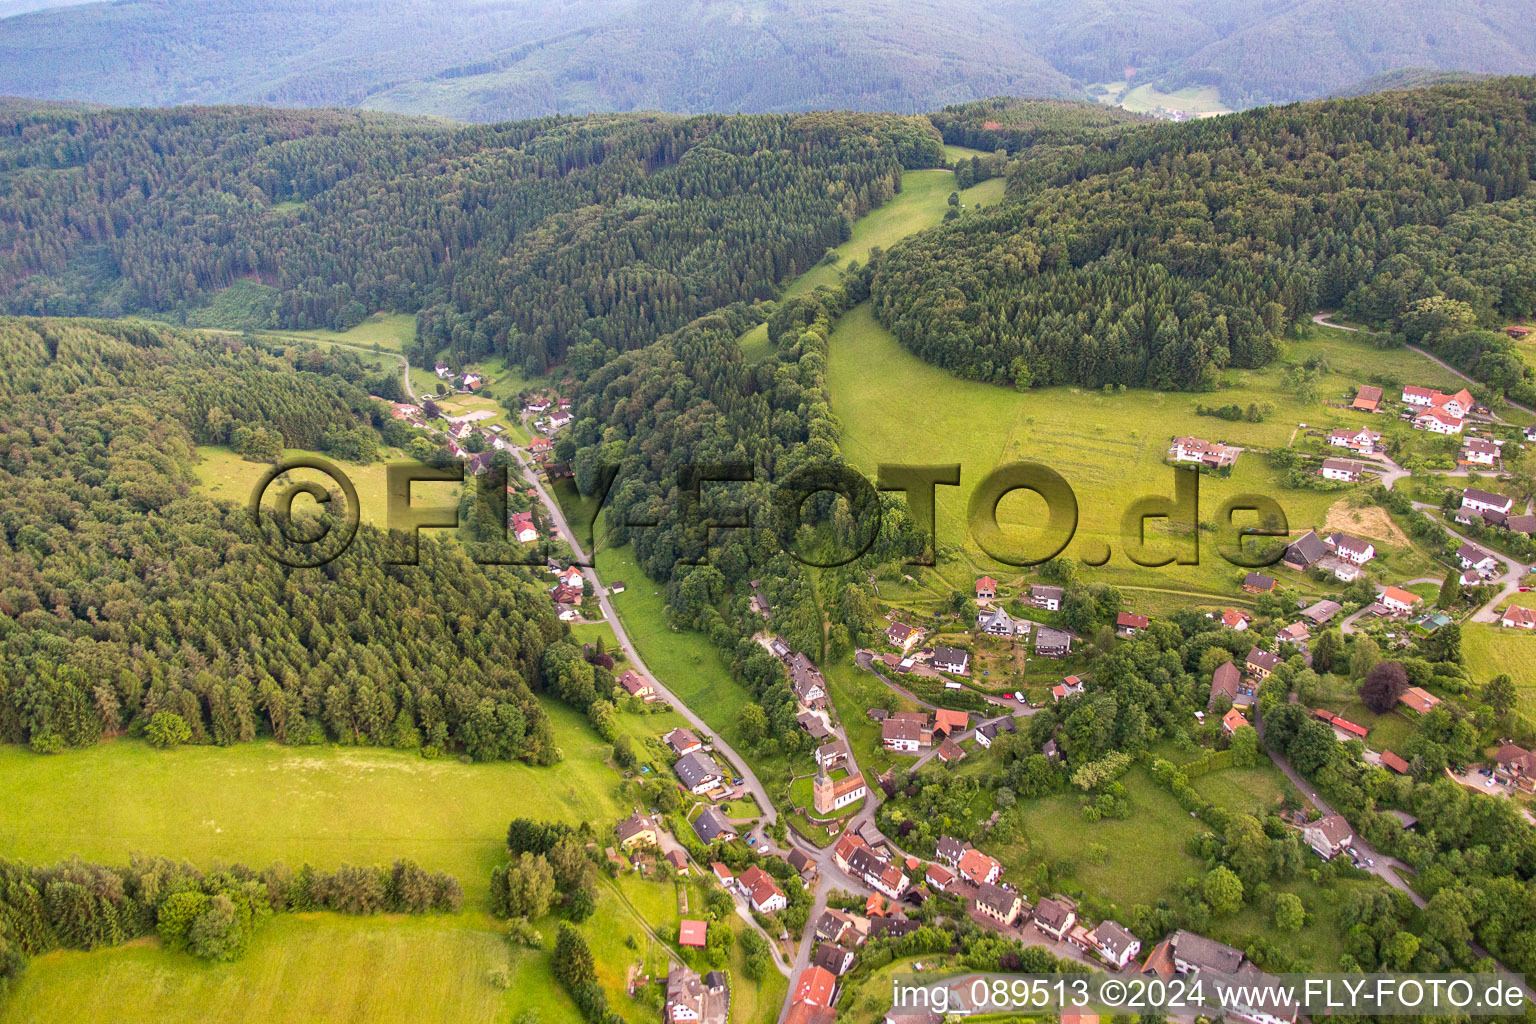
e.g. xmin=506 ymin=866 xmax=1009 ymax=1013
xmin=1465 ymin=623 xmax=1536 ymax=713
xmin=826 ymin=305 xmax=1473 ymax=610
xmin=0 ymin=701 xmax=642 ymax=903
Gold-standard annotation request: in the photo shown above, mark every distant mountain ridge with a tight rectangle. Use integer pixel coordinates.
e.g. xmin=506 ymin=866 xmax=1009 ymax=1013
xmin=0 ymin=0 xmax=1533 ymax=120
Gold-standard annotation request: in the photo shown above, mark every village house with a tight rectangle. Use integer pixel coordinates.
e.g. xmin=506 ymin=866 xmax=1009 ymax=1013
xmin=1165 ymin=929 xmax=1246 ymax=976
xmin=1462 ymin=488 xmax=1515 ymax=516
xmin=1086 ymin=921 xmax=1142 ymax=969
xmin=1032 ymin=896 xmax=1076 ymax=941
xmin=1398 ymin=686 xmax=1441 ymax=715
xmin=973 ymin=882 xmax=1023 ymax=926
xmin=615 ymin=812 xmax=659 ymax=850
xmin=886 ymin=621 xmax=922 ymax=653
xmin=1168 ymin=436 xmax=1241 ymax=469
xmin=933 ymin=709 xmax=970 ymax=738
xmin=814 ymin=906 xmax=870 ymax=947
xmin=975 ymin=717 xmax=1015 ymax=749
xmin=1300 ymin=598 xmax=1342 ymax=624
xmin=664 ymin=728 xmax=702 ymax=756
xmin=975 ymin=576 xmax=997 ymax=601
xmin=976 ymin=606 xmax=1025 ymax=638
xmin=935 ymin=836 xmax=971 ymax=868
xmin=1457 ymin=543 xmax=1500 ymax=579
xmin=1029 ymin=584 xmax=1063 ymax=611
xmin=924 ymin=863 xmax=955 ymax=892
xmin=1380 ymin=586 xmax=1422 ymax=615
xmin=957 ymin=847 xmax=1003 ymax=887
xmin=1327 ymin=426 xmax=1379 ymax=454
xmin=1244 ymin=647 xmax=1281 ymax=680
xmin=812 ymin=943 xmax=855 ymax=976
xmin=1221 ymin=608 xmax=1251 ymax=631
xmin=1209 ymin=660 xmax=1255 ymax=710
xmin=1461 ymin=437 xmax=1500 ymax=466
xmin=1494 ymin=743 xmax=1536 ymax=790
xmin=674 ymin=751 xmax=726 ymax=795
xmin=1351 ymin=384 xmax=1383 ymax=412
xmin=692 ymin=807 xmax=736 ymax=845
xmin=815 ymin=739 xmax=849 ymax=770
xmin=1320 ymin=457 xmax=1368 ymax=482
xmin=881 ymin=715 xmax=928 ymax=753
xmin=1222 ymin=706 xmax=1248 ymax=737
xmin=797 ymin=711 xmax=833 ymax=742
xmin=786 ymin=848 xmax=817 ymax=884
xmin=510 ymin=511 xmax=539 ymax=544
xmin=1115 ymin=612 xmax=1150 ymax=635
xmin=1502 ymin=605 xmax=1536 ymax=629
xmin=1282 ymin=530 xmax=1329 ymax=572
xmin=787 ymin=653 xmax=828 ymax=709
xmin=1403 ymin=385 xmax=1474 ymax=418
xmin=844 ymin=842 xmax=909 ymax=899
xmin=1276 ymin=621 xmax=1309 ymax=645
xmin=466 ymin=449 xmax=495 ymax=476
xmin=1042 ymin=738 xmax=1062 ymax=761
xmin=665 ymin=966 xmax=729 ymax=1024
xmin=735 ymin=865 xmax=787 ymax=913
xmin=930 ymin=646 xmax=970 ymax=674
xmin=1034 ymin=626 xmax=1072 ymax=658
xmin=1241 ymin=573 xmax=1277 ymax=594
xmin=1412 ymin=406 xmax=1464 ymax=434
xmin=618 ymin=670 xmax=655 ymax=701
xmin=791 ymin=966 xmax=836 ymax=1009
xmin=558 ymin=565 xmax=584 ymax=589
xmin=1301 ymin=813 xmax=1352 ymax=859
xmin=1326 ymin=532 xmax=1375 ymax=565
xmin=812 ymin=766 xmax=867 ymax=815
xmin=1051 ymin=675 xmax=1085 ymax=702
xmin=936 ymin=738 xmax=966 ymax=764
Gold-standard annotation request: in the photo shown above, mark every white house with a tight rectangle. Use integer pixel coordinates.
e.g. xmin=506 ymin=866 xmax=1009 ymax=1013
xmin=1029 ymin=585 xmax=1062 ymax=611
xmin=1462 ymin=488 xmax=1515 ymax=515
xmin=1412 ymin=407 xmax=1464 ymax=434
xmin=1326 ymin=532 xmax=1375 ymax=565
xmin=1457 ymin=543 xmax=1500 ymax=578
xmin=1461 ymin=438 xmax=1500 ymax=466
xmin=1320 ymin=458 xmax=1366 ymax=482
xmin=1502 ymin=606 xmax=1536 ymax=630
xmin=1301 ymin=813 xmax=1352 ymax=859
xmin=929 ymin=646 xmax=970 ymax=674
xmin=1380 ymin=586 xmax=1421 ymax=615
xmin=1087 ymin=921 xmax=1142 ymax=969
xmin=1327 ymin=427 xmax=1378 ymax=454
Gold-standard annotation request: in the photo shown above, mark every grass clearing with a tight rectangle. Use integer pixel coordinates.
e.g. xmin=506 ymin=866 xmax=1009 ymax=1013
xmin=0 ymin=911 xmax=577 ymax=1024
xmin=192 ymin=445 xmax=451 ymax=528
xmin=826 ymin=305 xmax=1468 ymax=601
xmin=0 ymin=700 xmax=638 ymax=902
xmin=1465 ymin=623 xmax=1536 ymax=709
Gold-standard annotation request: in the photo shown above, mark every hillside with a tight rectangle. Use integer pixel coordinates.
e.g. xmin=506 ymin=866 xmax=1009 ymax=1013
xmin=1 ymin=0 xmax=1533 ymax=119
xmin=870 ymin=76 xmax=1536 ymax=393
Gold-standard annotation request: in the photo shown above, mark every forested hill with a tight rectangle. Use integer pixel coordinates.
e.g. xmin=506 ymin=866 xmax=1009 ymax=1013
xmin=1 ymin=0 xmax=1533 ymax=119
xmin=871 ymin=76 xmax=1536 ymax=393
xmin=0 ymin=104 xmax=943 ymax=374
xmin=0 ymin=317 xmax=581 ymax=760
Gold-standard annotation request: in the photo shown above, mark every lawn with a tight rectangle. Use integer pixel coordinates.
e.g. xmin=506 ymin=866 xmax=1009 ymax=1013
xmin=1191 ymin=762 xmax=1296 ymax=817
xmin=0 ymin=700 xmax=634 ymax=903
xmin=825 ymin=303 xmax=1474 ymax=604
xmin=997 ymin=768 xmax=1204 ymax=914
xmin=1465 ymin=623 xmax=1536 ymax=711
xmin=0 ymin=911 xmax=580 ymax=1024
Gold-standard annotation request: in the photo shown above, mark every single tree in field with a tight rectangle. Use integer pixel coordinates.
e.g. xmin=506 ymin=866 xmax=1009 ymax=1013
xmin=1484 ymin=674 xmax=1517 ymax=720
xmin=1360 ymin=660 xmax=1409 ymax=713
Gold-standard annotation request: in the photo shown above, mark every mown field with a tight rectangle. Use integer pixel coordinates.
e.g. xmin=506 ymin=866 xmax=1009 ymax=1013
xmin=1465 ymin=623 xmax=1536 ymax=714
xmin=0 ymin=912 xmax=560 ymax=1024
xmin=0 ymin=701 xmax=639 ymax=902
xmin=826 ymin=305 xmax=1470 ymax=609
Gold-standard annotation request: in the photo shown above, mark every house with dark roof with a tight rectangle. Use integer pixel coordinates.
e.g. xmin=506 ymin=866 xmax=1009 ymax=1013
xmin=1168 ymin=929 xmax=1245 ymax=975
xmin=1301 ymin=813 xmax=1352 ymax=859
xmin=975 ymin=717 xmax=1016 ymax=749
xmin=674 ymin=751 xmax=725 ymax=794
xmin=1282 ymin=531 xmax=1329 ymax=571
xmin=616 ymin=812 xmax=659 ymax=850
xmin=1241 ymin=573 xmax=1277 ymax=594
xmin=930 ymin=646 xmax=970 ymax=674
xmin=797 ymin=711 xmax=833 ymax=741
xmin=1034 ymin=627 xmax=1071 ymax=658
xmin=665 ymin=728 xmax=702 ymax=756
xmin=976 ymin=606 xmax=1024 ymax=638
xmin=973 ymin=882 xmax=1022 ymax=925
xmin=935 ymin=836 xmax=970 ymax=868
xmin=693 ymin=807 xmax=736 ymax=845
xmin=1300 ymin=599 xmax=1342 ymax=623
xmin=1206 ymin=660 xmax=1256 ymax=709
xmin=1029 ymin=584 xmax=1064 ymax=611
xmin=1032 ymin=897 xmax=1075 ymax=940
xmin=1245 ymin=647 xmax=1281 ymax=679
xmin=811 ymin=943 xmax=855 ymax=976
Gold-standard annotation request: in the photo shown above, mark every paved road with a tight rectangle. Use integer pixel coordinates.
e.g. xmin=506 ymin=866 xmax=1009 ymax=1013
xmin=511 ymin=444 xmax=780 ymax=836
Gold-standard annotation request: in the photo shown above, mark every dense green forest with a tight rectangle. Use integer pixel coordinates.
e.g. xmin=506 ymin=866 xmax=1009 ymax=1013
xmin=0 ymin=317 xmax=593 ymax=759
xmin=1 ymin=0 xmax=1531 ymax=119
xmin=871 ymin=77 xmax=1536 ymax=392
xmin=927 ymin=97 xmax=1153 ymax=154
xmin=0 ymin=103 xmax=942 ymax=374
